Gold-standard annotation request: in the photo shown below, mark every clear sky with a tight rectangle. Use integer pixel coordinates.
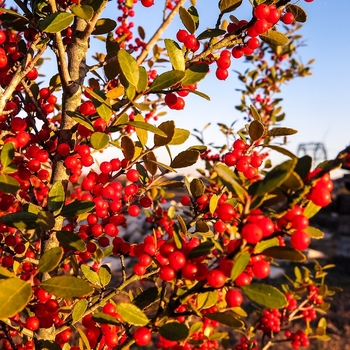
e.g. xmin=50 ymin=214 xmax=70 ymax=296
xmin=125 ymin=0 xmax=350 ymax=175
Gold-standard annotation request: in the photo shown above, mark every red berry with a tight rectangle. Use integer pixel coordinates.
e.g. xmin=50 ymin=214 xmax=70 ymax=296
xmin=133 ymin=327 xmax=151 ymax=346
xmin=159 ymin=265 xmax=176 ymax=281
xmin=216 ymin=68 xmax=229 ymax=80
xmin=176 ymin=29 xmax=188 ymax=43
xmin=26 ymin=316 xmax=40 ymax=331
xmin=291 ymin=230 xmax=310 ymax=250
xmin=206 ymin=269 xmax=226 ymax=288
xmin=225 ymin=289 xmax=243 ymax=307
xmin=184 ymin=35 xmax=198 ymax=50
xmin=241 ymin=223 xmax=263 ymax=244
xmin=254 ymin=4 xmax=270 ymax=20
xmin=252 ymin=260 xmax=270 ymax=279
xmin=282 ymin=12 xmax=295 ymax=25
xmin=216 ymin=203 xmax=235 ymax=222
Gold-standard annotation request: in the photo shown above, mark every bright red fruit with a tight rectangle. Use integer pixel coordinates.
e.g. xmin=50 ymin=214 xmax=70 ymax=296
xmin=206 ymin=269 xmax=226 ymax=288
xmin=216 ymin=203 xmax=235 ymax=222
xmin=241 ymin=223 xmax=263 ymax=244
xmin=225 ymin=289 xmax=243 ymax=307
xmin=291 ymin=230 xmax=311 ymax=250
xmin=133 ymin=327 xmax=151 ymax=346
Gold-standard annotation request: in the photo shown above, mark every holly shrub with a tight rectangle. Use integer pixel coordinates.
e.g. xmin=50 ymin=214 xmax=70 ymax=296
xmin=0 ymin=0 xmax=349 ymax=349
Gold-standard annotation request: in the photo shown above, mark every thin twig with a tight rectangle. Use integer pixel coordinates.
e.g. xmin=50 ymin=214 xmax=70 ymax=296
xmin=120 ymin=254 xmax=127 ymax=282
xmin=13 ymin=0 xmax=32 ymax=16
xmin=1 ymin=322 xmax=18 ymax=350
xmin=136 ymin=0 xmax=187 ymax=65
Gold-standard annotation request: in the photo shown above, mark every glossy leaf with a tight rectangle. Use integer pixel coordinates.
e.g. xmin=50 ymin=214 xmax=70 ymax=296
xmin=219 ymin=0 xmax=242 ymax=14
xmin=121 ymin=135 xmax=135 ymax=160
xmin=71 ymin=4 xmax=94 ymax=20
xmin=288 ymin=4 xmax=307 ymax=23
xmin=0 ymin=173 xmax=20 ymax=194
xmin=159 ymin=322 xmax=189 ymax=341
xmin=116 ymin=302 xmax=149 ymax=326
xmin=214 ymin=164 xmax=247 ymax=203
xmin=197 ymin=291 xmax=218 ymax=310
xmin=283 ymin=171 xmax=304 ymax=190
xmin=263 ymin=145 xmax=297 ymax=159
xmin=249 ymin=120 xmax=265 ymax=141
xmin=154 ymin=120 xmax=175 ymax=146
xmin=205 ymin=311 xmax=244 ymax=328
xmin=67 ymin=111 xmax=95 ymax=131
xmin=92 ymin=312 xmax=121 ymax=326
xmin=254 ymin=238 xmax=279 ymax=254
xmin=0 ymin=278 xmax=32 ymax=318
xmin=48 ymin=181 xmax=65 ymax=215
xmin=165 ymin=39 xmax=185 ymax=71
xmin=188 ymin=241 xmax=214 ymax=259
xmin=249 ymin=105 xmax=262 ymax=122
xmin=266 ymin=127 xmax=298 ymax=137
xmin=38 ymin=247 xmax=64 ymax=273
xmin=1 ymin=142 xmax=15 ymax=169
xmin=306 ymin=226 xmax=324 ymax=239
xmin=118 ymin=49 xmax=139 ymax=87
xmin=98 ymin=264 xmax=112 ymax=287
xmin=133 ymin=286 xmax=159 ymax=309
xmin=188 ymin=6 xmax=199 ymax=29
xmin=41 ymin=276 xmax=93 ymax=299
xmin=72 ymin=299 xmax=88 ymax=323
xmin=39 ymin=12 xmax=74 ymax=33
xmin=179 ymin=6 xmax=196 ymax=34
xmin=77 ymin=328 xmax=91 ymax=350
xmin=182 ymin=64 xmax=209 ymax=86
xmin=262 ymin=246 xmax=306 ymax=262
xmin=126 ymin=121 xmax=167 ymax=137
xmin=81 ymin=265 xmax=101 ymax=286
xmin=209 ymin=194 xmax=219 ymax=215
xmin=56 ymin=230 xmax=87 ymax=252
xmin=197 ymin=28 xmax=226 ymax=40
xmin=104 ymin=50 xmax=120 ymax=79
xmin=137 ymin=66 xmax=148 ymax=92
xmin=61 ymin=200 xmax=95 ymax=218
xmin=143 ymin=151 xmax=158 ymax=175
xmin=231 ymin=252 xmax=250 ymax=281
xmin=188 ymin=89 xmax=210 ymax=101
xmin=260 ymin=30 xmax=289 ymax=46
xmin=248 ymin=159 xmax=297 ymax=197
xmin=304 ymin=201 xmax=321 ymax=219
xmin=0 ymin=212 xmax=39 ymax=230
xmin=170 ymin=150 xmax=199 ymax=168
xmin=149 ymin=70 xmax=185 ymax=92
xmin=242 ymin=284 xmax=288 ymax=308
xmin=92 ymin=18 xmax=117 ymax=34
xmin=106 ymin=86 xmax=124 ymax=100
xmin=169 ymin=128 xmax=190 ymax=145
xmin=0 ymin=267 xmax=15 ymax=279
xmin=90 ymin=132 xmax=109 ymax=150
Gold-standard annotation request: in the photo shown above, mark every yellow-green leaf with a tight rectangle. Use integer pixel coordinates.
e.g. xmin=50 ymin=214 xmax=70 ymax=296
xmin=262 ymin=246 xmax=306 ymax=262
xmin=242 ymin=283 xmax=287 ymax=308
xmin=179 ymin=6 xmax=196 ymax=34
xmin=39 ymin=12 xmax=74 ymax=33
xmin=169 ymin=128 xmax=190 ymax=145
xmin=48 ymin=181 xmax=65 ymax=216
xmin=92 ymin=18 xmax=117 ymax=35
xmin=38 ymin=247 xmax=64 ymax=273
xmin=41 ymin=276 xmax=94 ymax=299
xmin=306 ymin=226 xmax=324 ymax=239
xmin=197 ymin=291 xmax=218 ymax=310
xmin=61 ymin=200 xmax=95 ymax=218
xmin=118 ymin=49 xmax=139 ymax=87
xmin=0 ymin=173 xmax=20 ymax=194
xmin=116 ymin=302 xmax=149 ymax=326
xmin=182 ymin=64 xmax=209 ymax=86
xmin=1 ymin=142 xmax=15 ymax=169
xmin=219 ymin=0 xmax=242 ymax=14
xmin=149 ymin=70 xmax=185 ymax=92
xmin=0 ymin=278 xmax=32 ymax=318
xmin=260 ymin=30 xmax=289 ymax=46
xmin=165 ymin=39 xmax=185 ymax=71
xmin=56 ymin=230 xmax=87 ymax=252
xmin=159 ymin=322 xmax=189 ymax=341
xmin=72 ymin=299 xmax=88 ymax=323
xmin=254 ymin=237 xmax=279 ymax=254
xmin=205 ymin=311 xmax=244 ymax=328
xmin=0 ymin=211 xmax=39 ymax=230
xmin=231 ymin=252 xmax=250 ymax=281
xmin=125 ymin=121 xmax=167 ymax=137
xmin=90 ymin=131 xmax=109 ymax=150
xmin=71 ymin=4 xmax=94 ymax=21
xmin=137 ymin=66 xmax=148 ymax=92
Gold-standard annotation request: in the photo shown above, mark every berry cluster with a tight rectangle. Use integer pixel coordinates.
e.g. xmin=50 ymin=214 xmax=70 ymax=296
xmin=257 ymin=309 xmax=282 ymax=335
xmin=284 ymin=330 xmax=310 ymax=349
xmin=234 ymin=337 xmax=258 ymax=350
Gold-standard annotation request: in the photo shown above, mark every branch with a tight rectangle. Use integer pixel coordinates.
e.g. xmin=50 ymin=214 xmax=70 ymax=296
xmin=136 ymin=0 xmax=187 ymax=65
xmin=13 ymin=0 xmax=32 ymax=16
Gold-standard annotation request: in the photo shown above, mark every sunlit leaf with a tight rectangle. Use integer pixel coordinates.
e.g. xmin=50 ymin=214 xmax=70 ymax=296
xmin=179 ymin=6 xmax=196 ymax=34
xmin=0 ymin=173 xmax=20 ymax=194
xmin=0 ymin=212 xmax=39 ymax=230
xmin=48 ymin=182 xmax=65 ymax=216
xmin=182 ymin=64 xmax=209 ymax=86
xmin=231 ymin=252 xmax=250 ymax=281
xmin=164 ymin=39 xmax=185 ymax=71
xmin=149 ymin=70 xmax=185 ymax=92
xmin=90 ymin=132 xmax=109 ymax=150
xmin=219 ymin=0 xmax=242 ymax=14
xmin=260 ymin=30 xmax=289 ymax=46
xmin=92 ymin=18 xmax=117 ymax=34
xmin=242 ymin=284 xmax=287 ymax=308
xmin=72 ymin=299 xmax=88 ymax=323
xmin=39 ymin=12 xmax=74 ymax=33
xmin=71 ymin=4 xmax=94 ymax=20
xmin=56 ymin=230 xmax=87 ymax=252
xmin=38 ymin=247 xmax=64 ymax=273
xmin=170 ymin=150 xmax=199 ymax=168
xmin=116 ymin=302 xmax=149 ymax=326
xmin=118 ymin=49 xmax=139 ymax=87
xmin=1 ymin=143 xmax=15 ymax=169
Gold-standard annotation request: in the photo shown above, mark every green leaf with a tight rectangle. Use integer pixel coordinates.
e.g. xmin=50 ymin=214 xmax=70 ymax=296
xmin=39 ymin=12 xmax=74 ymax=33
xmin=121 ymin=135 xmax=135 ymax=160
xmin=41 ymin=276 xmax=94 ymax=299
xmin=38 ymin=247 xmax=64 ymax=273
xmin=170 ymin=150 xmax=199 ymax=168
xmin=260 ymin=30 xmax=289 ymax=46
xmin=254 ymin=238 xmax=279 ymax=254
xmin=219 ymin=0 xmax=242 ymax=14
xmin=188 ymin=89 xmax=210 ymax=101
xmin=72 ymin=299 xmax=88 ymax=323
xmin=249 ymin=159 xmax=297 ymax=197
xmin=67 ymin=111 xmax=94 ymax=130
xmin=60 ymin=200 xmax=95 ymax=218
xmin=71 ymin=4 xmax=94 ymax=20
xmin=1 ymin=142 xmax=15 ymax=169
xmin=0 ymin=278 xmax=32 ymax=318
xmin=305 ymin=226 xmax=324 ymax=239
xmin=214 ymin=164 xmax=247 ymax=203
xmin=303 ymin=201 xmax=321 ymax=219
xmin=118 ymin=49 xmax=139 ymax=88
xmin=188 ymin=241 xmax=214 ymax=259
xmin=209 ymin=194 xmax=219 ymax=215
xmin=92 ymin=18 xmax=117 ymax=35
xmin=262 ymin=246 xmax=306 ymax=262
xmin=0 ymin=173 xmax=20 ymax=194
xmin=41 ymin=341 xmax=62 ymax=350
xmin=137 ymin=66 xmax=148 ymax=92
xmin=188 ymin=6 xmax=199 ymax=29
xmin=56 ymin=230 xmax=87 ymax=252
xmin=98 ymin=264 xmax=112 ymax=287
xmin=197 ymin=291 xmax=218 ymax=310
xmin=266 ymin=127 xmax=298 ymax=137
xmin=125 ymin=121 xmax=167 ymax=137
xmin=149 ymin=70 xmax=185 ymax=92
xmin=154 ymin=120 xmax=175 ymax=146
xmin=263 ymin=145 xmax=297 ymax=159
xmin=0 ymin=212 xmax=39 ymax=230
xmin=0 ymin=267 xmax=15 ymax=279
xmin=165 ymin=39 xmax=185 ymax=71
xmin=182 ymin=64 xmax=209 ymax=86
xmin=133 ymin=286 xmax=159 ymax=310
xmin=249 ymin=105 xmax=262 ymax=122
xmin=197 ymin=28 xmax=226 ymax=40
xmin=205 ymin=311 xmax=244 ymax=328
xmin=116 ymin=302 xmax=149 ymax=326
xmin=242 ymin=284 xmax=287 ymax=308
xmin=177 ymin=214 xmax=188 ymax=235
xmin=48 ymin=182 xmax=65 ymax=216
xmin=294 ymin=156 xmax=312 ymax=182
xmin=190 ymin=178 xmax=205 ymax=197
xmin=159 ymin=322 xmax=189 ymax=341
xmin=81 ymin=265 xmax=101 ymax=286
xmin=169 ymin=128 xmax=190 ymax=145
xmin=104 ymin=50 xmax=120 ymax=79
xmin=90 ymin=132 xmax=109 ymax=150
xmin=92 ymin=312 xmax=121 ymax=325
xmin=179 ymin=6 xmax=196 ymax=34
xmin=288 ymin=4 xmax=307 ymax=23
xmin=231 ymin=252 xmax=250 ymax=282
xmin=249 ymin=120 xmax=265 ymax=141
